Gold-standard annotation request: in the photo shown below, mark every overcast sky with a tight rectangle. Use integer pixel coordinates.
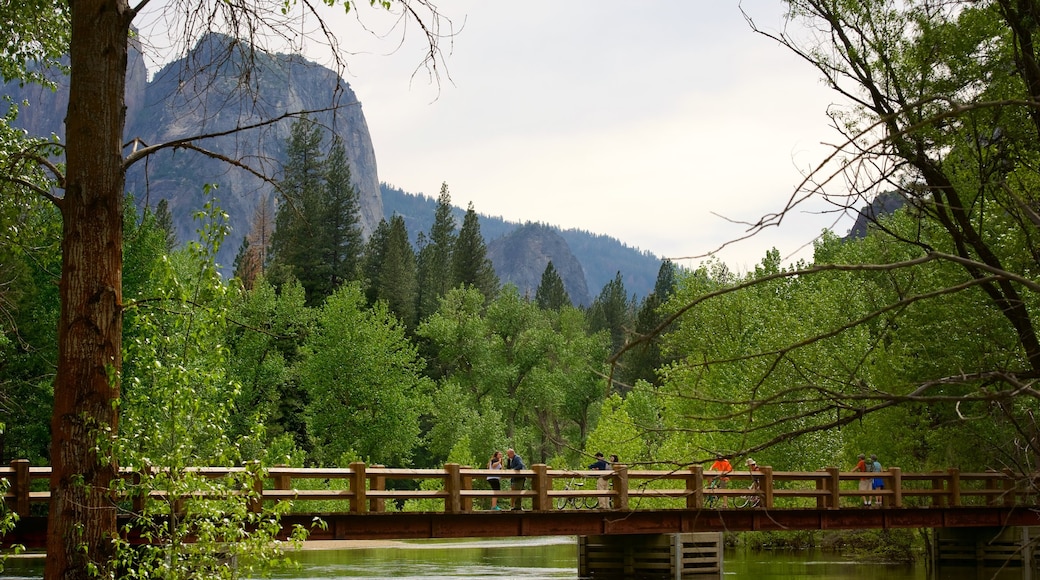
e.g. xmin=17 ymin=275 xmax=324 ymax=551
xmin=142 ymin=1 xmax=853 ymax=271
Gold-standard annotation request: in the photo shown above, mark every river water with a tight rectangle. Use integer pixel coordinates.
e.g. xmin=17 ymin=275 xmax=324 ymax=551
xmin=1 ymin=537 xmax=937 ymax=579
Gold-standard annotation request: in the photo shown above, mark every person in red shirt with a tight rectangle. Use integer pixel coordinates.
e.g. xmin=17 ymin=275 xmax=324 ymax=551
xmin=709 ymin=456 xmax=733 ymax=507
xmin=853 ymin=454 xmax=870 ymax=507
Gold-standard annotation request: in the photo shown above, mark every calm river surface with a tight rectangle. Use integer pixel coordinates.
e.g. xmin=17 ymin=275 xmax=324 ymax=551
xmin=1 ymin=537 xmax=939 ymax=579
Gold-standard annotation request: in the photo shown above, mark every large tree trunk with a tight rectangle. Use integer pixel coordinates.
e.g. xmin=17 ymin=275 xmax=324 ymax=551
xmin=45 ymin=0 xmax=131 ymax=577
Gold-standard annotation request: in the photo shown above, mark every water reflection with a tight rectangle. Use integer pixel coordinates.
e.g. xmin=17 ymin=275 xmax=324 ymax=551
xmin=274 ymin=537 xmax=577 ymax=579
xmin=2 ymin=539 xmax=1020 ymax=579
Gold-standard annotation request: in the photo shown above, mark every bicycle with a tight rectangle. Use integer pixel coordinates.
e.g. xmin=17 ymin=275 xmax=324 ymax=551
xmin=555 ymin=478 xmax=599 ymax=510
xmin=704 ymin=475 xmax=726 ymax=508
xmin=738 ymin=480 xmax=762 ymax=508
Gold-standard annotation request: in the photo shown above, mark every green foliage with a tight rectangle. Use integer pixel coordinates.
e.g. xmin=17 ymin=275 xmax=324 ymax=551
xmin=299 ymin=283 xmax=431 ymax=465
xmin=226 ymin=276 xmax=314 ymax=455
xmin=117 ymin=198 xmax=303 ymax=578
xmin=0 ymin=0 xmax=68 ymax=86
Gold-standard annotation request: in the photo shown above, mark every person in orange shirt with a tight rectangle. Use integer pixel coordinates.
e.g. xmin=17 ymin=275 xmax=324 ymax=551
xmin=709 ymin=455 xmax=733 ymax=507
xmin=853 ymin=454 xmax=870 ymax=507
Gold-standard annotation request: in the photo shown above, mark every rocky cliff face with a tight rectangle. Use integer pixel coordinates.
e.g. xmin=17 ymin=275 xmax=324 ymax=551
xmin=487 ymin=223 xmax=592 ymax=307
xmin=5 ymin=33 xmax=383 ymax=269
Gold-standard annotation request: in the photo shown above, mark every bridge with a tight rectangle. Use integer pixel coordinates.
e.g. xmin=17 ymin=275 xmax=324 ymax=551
xmin=8 ymin=461 xmax=1039 ymax=577
xmin=4 ymin=459 xmax=1039 ymax=544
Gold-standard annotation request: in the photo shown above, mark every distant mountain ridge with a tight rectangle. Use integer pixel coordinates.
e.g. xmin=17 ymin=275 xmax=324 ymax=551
xmin=5 ymin=35 xmax=662 ymax=303
xmin=381 ymin=185 xmax=662 ymax=304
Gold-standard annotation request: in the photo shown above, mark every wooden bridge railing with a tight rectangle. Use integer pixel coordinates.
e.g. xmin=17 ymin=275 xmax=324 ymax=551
xmin=3 ymin=459 xmax=1036 ymax=517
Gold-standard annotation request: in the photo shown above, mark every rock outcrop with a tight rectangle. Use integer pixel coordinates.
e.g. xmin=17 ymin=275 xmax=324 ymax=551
xmin=487 ymin=223 xmax=592 ymax=307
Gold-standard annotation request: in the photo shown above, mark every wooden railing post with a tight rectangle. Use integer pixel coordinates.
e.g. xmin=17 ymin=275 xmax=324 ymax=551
xmin=761 ymin=466 xmax=774 ymax=509
xmin=825 ymin=467 xmax=840 ymax=509
xmin=612 ymin=464 xmax=629 ymax=510
xmin=948 ymin=468 xmax=961 ymax=507
xmin=272 ymin=464 xmax=290 ymax=510
xmin=350 ymin=461 xmax=367 ymax=513
xmin=1002 ymin=468 xmax=1015 ymax=507
xmin=890 ymin=467 xmax=902 ymax=508
xmin=930 ymin=471 xmax=945 ymax=508
xmin=370 ymin=464 xmax=386 ymax=512
xmin=688 ymin=464 xmax=703 ymax=510
xmin=11 ymin=459 xmax=29 ymax=517
xmin=247 ymin=460 xmax=264 ymax=514
xmin=131 ymin=465 xmax=153 ymax=514
xmin=533 ymin=464 xmax=549 ymax=511
xmin=445 ymin=463 xmax=462 ymax=513
xmin=461 ymin=465 xmax=474 ymax=512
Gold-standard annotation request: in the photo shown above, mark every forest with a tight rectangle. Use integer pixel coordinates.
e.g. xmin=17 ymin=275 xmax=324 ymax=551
xmin=4 ymin=0 xmax=1040 ymax=577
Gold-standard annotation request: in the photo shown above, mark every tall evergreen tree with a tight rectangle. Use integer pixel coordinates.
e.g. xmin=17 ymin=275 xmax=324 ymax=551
xmin=153 ymin=198 xmax=178 ymax=251
xmin=373 ymin=215 xmax=418 ymax=329
xmin=620 ymin=260 xmax=677 ymax=388
xmin=269 ymin=115 xmax=328 ymax=306
xmin=452 ymin=203 xmax=498 ymax=301
xmin=321 ymin=137 xmax=365 ymax=289
xmin=587 ymin=271 xmax=634 ymax=358
xmin=535 ymin=261 xmax=571 ymax=311
xmin=361 ymin=218 xmax=391 ymax=306
xmin=416 ymin=182 xmax=457 ymax=321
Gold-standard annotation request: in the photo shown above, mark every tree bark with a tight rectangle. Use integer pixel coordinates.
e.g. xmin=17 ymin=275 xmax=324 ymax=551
xmin=45 ymin=0 xmax=131 ymax=576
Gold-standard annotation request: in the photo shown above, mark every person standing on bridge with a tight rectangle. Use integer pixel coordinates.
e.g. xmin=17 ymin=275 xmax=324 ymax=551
xmin=487 ymin=451 xmax=503 ymax=510
xmin=854 ymin=454 xmax=870 ymax=507
xmin=709 ymin=455 xmax=733 ymax=507
xmin=589 ymin=452 xmax=610 ymax=509
xmin=506 ymin=448 xmax=526 ymax=510
xmin=870 ymin=454 xmax=884 ymax=507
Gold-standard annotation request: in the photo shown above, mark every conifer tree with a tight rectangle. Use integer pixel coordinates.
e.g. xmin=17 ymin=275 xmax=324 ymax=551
xmin=588 ymin=271 xmax=634 ymax=357
xmin=362 ymin=218 xmax=391 ymax=306
xmin=269 ymin=116 xmax=327 ymax=305
xmin=153 ymin=198 xmax=178 ymax=251
xmin=452 ymin=203 xmax=498 ymax=301
xmin=322 ymin=137 xmax=364 ymax=288
xmin=416 ymin=182 xmax=458 ymax=320
xmin=620 ymin=260 xmax=677 ymax=388
xmin=371 ymin=215 xmax=418 ymax=329
xmin=535 ymin=261 xmax=571 ymax=311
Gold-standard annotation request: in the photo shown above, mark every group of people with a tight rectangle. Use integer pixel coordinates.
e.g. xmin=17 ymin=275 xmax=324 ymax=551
xmin=854 ymin=453 xmax=885 ymax=507
xmin=485 ymin=449 xmax=619 ymax=510
xmin=707 ymin=454 xmax=886 ymax=508
xmin=708 ymin=456 xmax=760 ymax=508
xmin=486 ymin=449 xmax=526 ymax=510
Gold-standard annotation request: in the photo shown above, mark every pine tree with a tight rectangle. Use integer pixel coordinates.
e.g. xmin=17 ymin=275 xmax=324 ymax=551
xmin=587 ymin=271 xmax=634 ymax=356
xmin=153 ymin=198 xmax=178 ymax=251
xmin=269 ymin=116 xmax=328 ymax=305
xmin=322 ymin=137 xmax=364 ymax=289
xmin=416 ymin=182 xmax=457 ymax=320
xmin=620 ymin=260 xmax=677 ymax=388
xmin=452 ymin=203 xmax=498 ymax=301
xmin=535 ymin=261 xmax=571 ymax=311
xmin=361 ymin=218 xmax=391 ymax=306
xmin=378 ymin=215 xmax=419 ymax=329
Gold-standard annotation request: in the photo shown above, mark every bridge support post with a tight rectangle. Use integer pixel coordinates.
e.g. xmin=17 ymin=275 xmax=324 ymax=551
xmin=934 ymin=526 xmax=1039 ymax=579
xmin=12 ymin=459 xmax=30 ymax=517
xmin=578 ymin=533 xmax=723 ymax=579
